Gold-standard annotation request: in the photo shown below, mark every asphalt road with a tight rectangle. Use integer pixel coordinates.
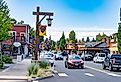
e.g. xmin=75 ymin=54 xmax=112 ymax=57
xmin=39 ymin=60 xmax=121 ymax=82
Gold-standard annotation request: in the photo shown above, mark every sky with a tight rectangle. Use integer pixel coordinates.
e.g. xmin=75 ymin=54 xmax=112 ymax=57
xmin=5 ymin=0 xmax=121 ymax=41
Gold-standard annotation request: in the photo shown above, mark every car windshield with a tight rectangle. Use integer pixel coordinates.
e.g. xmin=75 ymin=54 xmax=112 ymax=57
xmin=48 ymin=54 xmax=53 ymax=56
xmin=69 ymin=55 xmax=81 ymax=60
xmin=85 ymin=54 xmax=92 ymax=56
xmin=99 ymin=54 xmax=105 ymax=57
xmin=111 ymin=55 xmax=121 ymax=59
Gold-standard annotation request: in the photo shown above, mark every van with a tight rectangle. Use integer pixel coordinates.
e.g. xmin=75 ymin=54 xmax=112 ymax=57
xmin=93 ymin=53 xmax=106 ymax=63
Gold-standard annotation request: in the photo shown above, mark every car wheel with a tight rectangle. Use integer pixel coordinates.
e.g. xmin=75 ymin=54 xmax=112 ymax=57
xmin=65 ymin=62 xmax=67 ymax=68
xmin=93 ymin=61 xmax=95 ymax=63
xmin=67 ymin=64 xmax=71 ymax=69
xmin=51 ymin=63 xmax=54 ymax=67
xmin=109 ymin=64 xmax=113 ymax=71
xmin=117 ymin=68 xmax=120 ymax=71
xmin=102 ymin=63 xmax=106 ymax=69
xmin=81 ymin=66 xmax=84 ymax=69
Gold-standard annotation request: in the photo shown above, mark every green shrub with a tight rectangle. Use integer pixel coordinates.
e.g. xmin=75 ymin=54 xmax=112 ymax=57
xmin=38 ymin=61 xmax=49 ymax=69
xmin=2 ymin=55 xmax=13 ymax=64
xmin=0 ymin=61 xmax=4 ymax=68
xmin=27 ymin=63 xmax=39 ymax=76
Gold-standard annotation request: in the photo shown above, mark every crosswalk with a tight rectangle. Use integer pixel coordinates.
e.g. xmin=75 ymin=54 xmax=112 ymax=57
xmin=57 ymin=72 xmax=95 ymax=77
xmin=85 ymin=73 xmax=94 ymax=77
xmin=57 ymin=72 xmax=121 ymax=77
xmin=58 ymin=73 xmax=68 ymax=77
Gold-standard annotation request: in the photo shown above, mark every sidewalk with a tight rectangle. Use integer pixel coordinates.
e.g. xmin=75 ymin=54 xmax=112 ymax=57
xmin=0 ymin=57 xmax=31 ymax=78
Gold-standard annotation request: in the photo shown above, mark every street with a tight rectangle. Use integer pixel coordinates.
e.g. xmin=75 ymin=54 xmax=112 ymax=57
xmin=40 ymin=59 xmax=121 ymax=82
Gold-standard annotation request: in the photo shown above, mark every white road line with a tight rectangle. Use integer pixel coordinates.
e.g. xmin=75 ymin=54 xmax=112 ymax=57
xmin=33 ymin=81 xmax=38 ymax=82
xmin=85 ymin=73 xmax=94 ymax=77
xmin=58 ymin=73 xmax=68 ymax=77
xmin=85 ymin=66 xmax=121 ymax=77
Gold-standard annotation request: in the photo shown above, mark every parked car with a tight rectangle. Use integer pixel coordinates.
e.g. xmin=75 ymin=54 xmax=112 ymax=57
xmin=81 ymin=53 xmax=93 ymax=61
xmin=65 ymin=55 xmax=84 ymax=69
xmin=42 ymin=53 xmax=54 ymax=67
xmin=93 ymin=53 xmax=106 ymax=63
xmin=102 ymin=54 xmax=121 ymax=71
xmin=61 ymin=51 xmax=68 ymax=56
xmin=55 ymin=53 xmax=63 ymax=60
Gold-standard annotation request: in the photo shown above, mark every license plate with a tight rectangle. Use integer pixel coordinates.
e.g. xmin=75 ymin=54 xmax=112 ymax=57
xmin=75 ymin=64 xmax=78 ymax=66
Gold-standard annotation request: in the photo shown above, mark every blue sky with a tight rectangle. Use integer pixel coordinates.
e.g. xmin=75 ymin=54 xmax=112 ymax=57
xmin=5 ymin=0 xmax=121 ymax=41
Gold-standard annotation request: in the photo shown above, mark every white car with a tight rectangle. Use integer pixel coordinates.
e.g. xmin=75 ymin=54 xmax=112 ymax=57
xmin=55 ymin=53 xmax=63 ymax=60
xmin=42 ymin=53 xmax=54 ymax=67
xmin=93 ymin=53 xmax=106 ymax=63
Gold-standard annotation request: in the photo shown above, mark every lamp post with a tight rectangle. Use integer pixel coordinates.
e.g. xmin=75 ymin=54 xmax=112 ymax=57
xmin=33 ymin=7 xmax=53 ymax=60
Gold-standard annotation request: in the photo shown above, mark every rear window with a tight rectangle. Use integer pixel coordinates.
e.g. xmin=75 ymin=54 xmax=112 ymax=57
xmin=69 ymin=55 xmax=81 ymax=60
xmin=111 ymin=55 xmax=121 ymax=59
xmin=99 ymin=54 xmax=105 ymax=57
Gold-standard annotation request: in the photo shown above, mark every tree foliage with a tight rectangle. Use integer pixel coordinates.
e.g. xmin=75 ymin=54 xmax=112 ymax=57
xmin=29 ymin=28 xmax=36 ymax=38
xmin=0 ymin=0 xmax=12 ymax=42
xmin=91 ymin=38 xmax=96 ymax=42
xmin=59 ymin=32 xmax=66 ymax=51
xmin=96 ymin=33 xmax=107 ymax=42
xmin=117 ymin=23 xmax=121 ymax=53
xmin=86 ymin=37 xmax=90 ymax=42
xmin=51 ymin=40 xmax=56 ymax=50
xmin=82 ymin=38 xmax=85 ymax=42
xmin=69 ymin=30 xmax=76 ymax=43
xmin=66 ymin=38 xmax=69 ymax=44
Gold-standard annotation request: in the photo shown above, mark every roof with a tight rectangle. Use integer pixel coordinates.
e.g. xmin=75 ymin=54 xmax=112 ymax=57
xmin=2 ymin=39 xmax=12 ymax=45
xmin=14 ymin=24 xmax=31 ymax=29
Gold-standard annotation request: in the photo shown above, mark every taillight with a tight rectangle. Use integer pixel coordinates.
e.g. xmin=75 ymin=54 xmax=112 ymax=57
xmin=112 ymin=58 xmax=115 ymax=64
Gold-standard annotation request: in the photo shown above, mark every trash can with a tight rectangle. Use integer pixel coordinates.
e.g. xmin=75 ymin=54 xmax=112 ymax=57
xmin=17 ymin=55 xmax=22 ymax=62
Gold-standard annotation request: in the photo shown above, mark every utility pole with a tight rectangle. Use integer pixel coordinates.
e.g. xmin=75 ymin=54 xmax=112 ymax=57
xmin=33 ymin=7 xmax=53 ymax=60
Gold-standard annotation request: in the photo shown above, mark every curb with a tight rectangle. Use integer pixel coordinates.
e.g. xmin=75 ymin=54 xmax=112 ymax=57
xmin=1 ymin=64 xmax=14 ymax=73
xmin=0 ymin=76 xmax=28 ymax=80
xmin=28 ymin=74 xmax=54 ymax=82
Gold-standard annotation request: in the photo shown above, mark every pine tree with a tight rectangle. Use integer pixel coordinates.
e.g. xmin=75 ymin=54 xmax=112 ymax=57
xmin=86 ymin=37 xmax=90 ymax=42
xmin=117 ymin=23 xmax=121 ymax=53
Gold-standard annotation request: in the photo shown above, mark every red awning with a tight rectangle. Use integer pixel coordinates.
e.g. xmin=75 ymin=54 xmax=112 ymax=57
xmin=2 ymin=39 xmax=12 ymax=45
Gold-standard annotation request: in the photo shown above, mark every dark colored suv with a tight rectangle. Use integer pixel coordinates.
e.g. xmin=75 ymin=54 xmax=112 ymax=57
xmin=102 ymin=54 xmax=121 ymax=71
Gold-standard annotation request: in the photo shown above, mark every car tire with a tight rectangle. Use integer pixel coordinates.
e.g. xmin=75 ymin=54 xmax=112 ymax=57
xmin=65 ymin=62 xmax=67 ymax=68
xmin=81 ymin=66 xmax=84 ymax=69
xmin=51 ymin=63 xmax=54 ymax=67
xmin=102 ymin=63 xmax=106 ymax=69
xmin=109 ymin=64 xmax=113 ymax=71
xmin=93 ymin=61 xmax=95 ymax=63
xmin=117 ymin=68 xmax=120 ymax=71
xmin=67 ymin=64 xmax=71 ymax=69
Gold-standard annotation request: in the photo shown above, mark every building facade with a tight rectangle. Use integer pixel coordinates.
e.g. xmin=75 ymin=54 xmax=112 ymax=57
xmin=2 ymin=24 xmax=31 ymax=59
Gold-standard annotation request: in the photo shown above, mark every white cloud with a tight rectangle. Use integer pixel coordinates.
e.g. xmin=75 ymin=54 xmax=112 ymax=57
xmin=45 ymin=27 xmax=117 ymax=41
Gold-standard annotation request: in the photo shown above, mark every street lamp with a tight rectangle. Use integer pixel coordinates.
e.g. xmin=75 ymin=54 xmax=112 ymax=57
xmin=46 ymin=16 xmax=53 ymax=26
xmin=33 ymin=7 xmax=54 ymax=60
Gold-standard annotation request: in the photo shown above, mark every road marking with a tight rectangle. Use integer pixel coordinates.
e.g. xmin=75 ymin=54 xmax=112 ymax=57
xmin=58 ymin=73 xmax=68 ymax=77
xmin=85 ymin=66 xmax=121 ymax=77
xmin=85 ymin=73 xmax=94 ymax=77
xmin=33 ymin=81 xmax=38 ymax=82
